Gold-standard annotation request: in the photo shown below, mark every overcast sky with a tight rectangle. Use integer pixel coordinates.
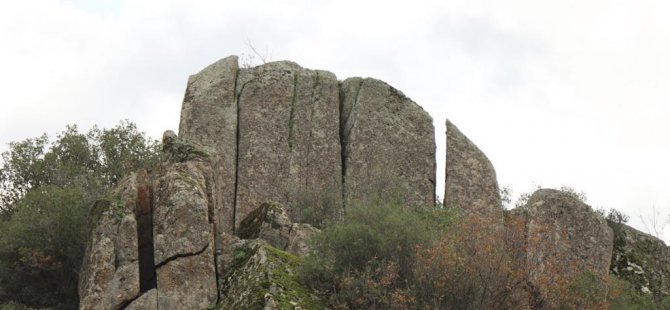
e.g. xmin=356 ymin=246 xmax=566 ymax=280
xmin=1 ymin=0 xmax=668 ymax=242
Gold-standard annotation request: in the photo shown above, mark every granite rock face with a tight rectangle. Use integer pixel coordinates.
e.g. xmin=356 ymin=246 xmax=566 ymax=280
xmin=444 ymin=119 xmax=501 ymax=220
xmin=523 ymin=189 xmax=614 ymax=307
xmin=78 ymin=56 xmax=472 ymax=309
xmin=340 ymin=77 xmax=436 ymax=209
xmin=179 ymin=56 xmax=239 ymax=235
xmin=235 ymin=62 xmax=343 ymax=229
xmin=78 ymin=175 xmax=140 ymax=310
xmin=178 ymin=57 xmax=436 ymax=233
xmin=152 ymin=161 xmax=218 ymax=309
xmin=610 ymin=223 xmax=670 ymax=302
xmin=237 ymin=202 xmax=320 ymax=257
xmin=79 ymin=134 xmax=218 ymax=310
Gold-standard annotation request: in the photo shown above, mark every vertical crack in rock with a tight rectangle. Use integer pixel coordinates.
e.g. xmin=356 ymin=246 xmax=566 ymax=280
xmin=338 ymin=82 xmax=347 ymax=212
xmin=232 ymin=79 xmax=250 ymax=236
xmin=288 ymin=73 xmax=298 ymax=151
xmin=338 ymin=78 xmax=364 ymax=211
xmin=177 ymin=55 xmax=239 ymax=235
xmin=305 ymin=71 xmax=319 ymax=188
xmin=135 ymin=172 xmax=156 ymax=293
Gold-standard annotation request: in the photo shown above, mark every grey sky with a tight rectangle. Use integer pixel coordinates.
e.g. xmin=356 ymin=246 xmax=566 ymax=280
xmin=1 ymin=0 xmax=668 ymax=242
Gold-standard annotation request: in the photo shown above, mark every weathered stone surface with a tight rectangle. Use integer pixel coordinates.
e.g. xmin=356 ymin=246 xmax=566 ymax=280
xmin=156 ymin=232 xmax=217 ymax=309
xmin=152 ymin=159 xmax=218 ymax=308
xmin=238 ymin=202 xmax=320 ymax=257
xmin=444 ymin=119 xmax=502 ymax=220
xmin=610 ymin=223 xmax=670 ymax=302
xmin=79 ymin=174 xmax=141 ymax=310
xmin=217 ymin=241 xmax=326 ymax=309
xmin=179 ymin=56 xmax=239 ymax=235
xmin=340 ymin=77 xmax=435 ymax=209
xmin=152 ymin=161 xmax=213 ymax=264
xmin=235 ymin=62 xmax=343 ymax=229
xmin=80 ymin=135 xmax=219 ymax=310
xmin=125 ymin=289 xmax=157 ymax=310
xmin=524 ymin=188 xmax=614 ymax=307
xmin=287 ymin=223 xmax=320 ymax=257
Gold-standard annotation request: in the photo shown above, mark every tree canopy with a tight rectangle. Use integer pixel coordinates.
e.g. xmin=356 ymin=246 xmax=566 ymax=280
xmin=0 ymin=120 xmax=159 ymax=309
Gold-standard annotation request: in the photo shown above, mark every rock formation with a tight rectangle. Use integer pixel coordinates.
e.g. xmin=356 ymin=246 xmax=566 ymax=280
xmin=340 ymin=77 xmax=436 ymax=208
xmin=444 ymin=119 xmax=502 ymax=220
xmin=237 ymin=202 xmax=320 ymax=257
xmin=216 ymin=240 xmax=326 ymax=309
xmin=79 ymin=135 xmax=218 ymax=310
xmin=610 ymin=222 xmax=670 ymax=302
xmin=179 ymin=56 xmax=238 ymax=236
xmin=78 ymin=178 xmax=141 ymax=310
xmin=152 ymin=160 xmax=218 ymax=309
xmin=517 ymin=189 xmax=614 ymax=308
xmin=234 ymin=62 xmax=343 ymax=229
xmin=80 ymin=57 xmax=437 ymax=309
xmin=81 ymin=55 xmax=670 ymax=310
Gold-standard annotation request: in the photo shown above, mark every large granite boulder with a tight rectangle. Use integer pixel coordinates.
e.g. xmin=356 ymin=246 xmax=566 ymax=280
xmin=152 ymin=160 xmax=218 ymax=309
xmin=78 ymin=174 xmax=141 ymax=310
xmin=178 ymin=56 xmax=437 ymax=234
xmin=444 ymin=119 xmax=502 ymax=221
xmin=340 ymin=77 xmax=435 ymax=209
xmin=523 ymin=189 xmax=614 ymax=308
xmin=235 ymin=62 xmax=343 ymax=229
xmin=79 ymin=134 xmax=218 ymax=310
xmin=179 ymin=56 xmax=239 ymax=235
xmin=610 ymin=222 xmax=670 ymax=302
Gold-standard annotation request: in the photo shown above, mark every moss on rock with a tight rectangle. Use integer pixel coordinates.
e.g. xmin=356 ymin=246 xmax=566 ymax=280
xmin=217 ymin=241 xmax=326 ymax=309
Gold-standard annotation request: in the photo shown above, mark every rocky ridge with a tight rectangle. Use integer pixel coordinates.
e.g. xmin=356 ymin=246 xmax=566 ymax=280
xmin=78 ymin=56 xmax=670 ymax=309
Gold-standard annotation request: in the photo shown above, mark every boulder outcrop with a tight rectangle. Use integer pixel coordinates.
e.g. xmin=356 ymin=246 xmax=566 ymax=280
xmin=610 ymin=222 xmax=670 ymax=302
xmin=235 ymin=62 xmax=343 ymax=228
xmin=179 ymin=56 xmax=238 ymax=236
xmin=444 ymin=119 xmax=501 ymax=220
xmin=520 ymin=189 xmax=614 ymax=308
xmin=152 ymin=160 xmax=218 ymax=309
xmin=217 ymin=241 xmax=326 ymax=309
xmin=79 ymin=134 xmax=218 ymax=310
xmin=78 ymin=180 xmax=141 ymax=310
xmin=237 ymin=202 xmax=320 ymax=257
xmin=340 ymin=78 xmax=436 ymax=209
xmin=78 ymin=56 xmax=510 ymax=309
xmin=178 ymin=57 xmax=437 ymax=236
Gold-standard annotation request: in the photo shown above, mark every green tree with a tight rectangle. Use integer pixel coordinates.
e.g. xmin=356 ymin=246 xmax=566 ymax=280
xmin=0 ymin=120 xmax=159 ymax=308
xmin=0 ymin=187 xmax=87 ymax=309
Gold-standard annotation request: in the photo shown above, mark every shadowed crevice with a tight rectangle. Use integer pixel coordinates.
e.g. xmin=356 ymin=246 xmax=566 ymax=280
xmin=135 ymin=172 xmax=156 ymax=293
xmin=154 ymin=243 xmax=210 ymax=270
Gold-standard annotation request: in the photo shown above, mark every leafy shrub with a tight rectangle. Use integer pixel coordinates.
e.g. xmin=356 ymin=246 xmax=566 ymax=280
xmin=413 ymin=214 xmax=529 ymax=309
xmin=298 ymin=200 xmax=453 ymax=308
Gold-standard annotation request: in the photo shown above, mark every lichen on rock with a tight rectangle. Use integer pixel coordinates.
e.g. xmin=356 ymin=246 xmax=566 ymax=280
xmin=217 ymin=241 xmax=326 ymax=310
xmin=609 ymin=222 xmax=670 ymax=302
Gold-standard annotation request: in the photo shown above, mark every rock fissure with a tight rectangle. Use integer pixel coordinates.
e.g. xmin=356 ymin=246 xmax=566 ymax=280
xmin=232 ymin=79 xmax=250 ymax=236
xmin=135 ymin=175 xmax=156 ymax=293
xmin=288 ymin=72 xmax=298 ymax=151
xmin=118 ymin=291 xmax=144 ymax=310
xmin=155 ymin=242 xmax=210 ymax=270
